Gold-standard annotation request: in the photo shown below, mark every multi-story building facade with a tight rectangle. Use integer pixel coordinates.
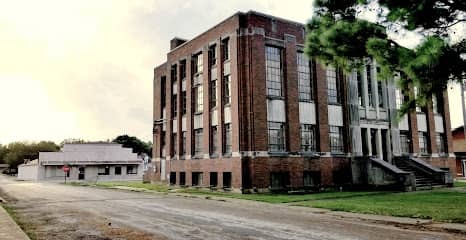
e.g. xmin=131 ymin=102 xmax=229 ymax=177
xmin=150 ymin=11 xmax=455 ymax=192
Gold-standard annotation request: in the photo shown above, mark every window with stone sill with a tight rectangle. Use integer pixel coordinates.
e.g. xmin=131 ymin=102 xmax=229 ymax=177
xmin=223 ymin=75 xmax=231 ymax=105
xmin=327 ymin=67 xmax=341 ymax=104
xmin=210 ymin=126 xmax=218 ymax=155
xmin=181 ymin=131 xmax=187 ymax=156
xmin=266 ymin=46 xmax=283 ymax=97
xmin=210 ymin=80 xmax=217 ymax=108
xmin=193 ymin=85 xmax=203 ymax=113
xmin=209 ymin=44 xmax=217 ymax=66
xmin=419 ymin=131 xmax=429 ymax=154
xmin=193 ymin=53 xmax=203 ymax=74
xmin=194 ymin=129 xmax=203 ymax=157
xmin=224 ymin=123 xmax=232 ymax=155
xmin=366 ymin=64 xmax=374 ymax=107
xmin=400 ymin=130 xmax=410 ymax=154
xmin=268 ymin=121 xmax=286 ymax=152
xmin=329 ymin=125 xmax=344 ymax=153
xmin=297 ymin=51 xmax=313 ymax=102
xmin=301 ymin=124 xmax=316 ymax=152
xmin=222 ymin=38 xmax=230 ymax=61
xmin=436 ymin=133 xmax=446 ymax=154
xmin=180 ymin=60 xmax=186 ymax=80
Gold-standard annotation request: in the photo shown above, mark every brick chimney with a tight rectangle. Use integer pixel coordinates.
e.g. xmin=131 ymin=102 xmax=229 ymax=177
xmin=170 ymin=37 xmax=188 ymax=50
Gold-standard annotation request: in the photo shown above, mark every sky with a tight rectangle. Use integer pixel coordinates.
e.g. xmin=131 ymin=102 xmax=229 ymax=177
xmin=0 ymin=0 xmax=464 ymax=145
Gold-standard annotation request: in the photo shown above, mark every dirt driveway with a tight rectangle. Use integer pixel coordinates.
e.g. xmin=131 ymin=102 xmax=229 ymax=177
xmin=0 ymin=175 xmax=464 ymax=240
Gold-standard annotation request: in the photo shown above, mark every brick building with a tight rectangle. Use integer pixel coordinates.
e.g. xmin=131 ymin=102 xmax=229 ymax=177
xmin=149 ymin=11 xmax=455 ymax=192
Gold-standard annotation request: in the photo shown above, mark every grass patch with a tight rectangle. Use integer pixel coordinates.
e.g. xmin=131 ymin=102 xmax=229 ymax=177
xmin=68 ymin=181 xmax=171 ymax=192
xmin=177 ymin=189 xmax=389 ymax=203
xmin=454 ymin=181 xmax=466 ymax=188
xmin=294 ymin=189 xmax=466 ymax=223
xmin=67 ymin=181 xmax=466 ymax=223
xmin=1 ymin=203 xmax=37 ymax=240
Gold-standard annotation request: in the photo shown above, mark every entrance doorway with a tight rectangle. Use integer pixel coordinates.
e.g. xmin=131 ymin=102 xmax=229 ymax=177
xmin=78 ymin=167 xmax=85 ymax=180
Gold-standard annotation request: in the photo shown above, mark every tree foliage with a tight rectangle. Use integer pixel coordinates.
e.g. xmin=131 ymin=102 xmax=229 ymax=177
xmin=1 ymin=141 xmax=59 ymax=168
xmin=306 ymin=0 xmax=466 ymax=115
xmin=0 ymin=145 xmax=8 ymax=164
xmin=112 ymin=135 xmax=152 ymax=157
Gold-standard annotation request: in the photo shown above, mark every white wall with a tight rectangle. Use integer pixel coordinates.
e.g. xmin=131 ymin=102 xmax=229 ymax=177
xmin=18 ymin=164 xmax=39 ymax=181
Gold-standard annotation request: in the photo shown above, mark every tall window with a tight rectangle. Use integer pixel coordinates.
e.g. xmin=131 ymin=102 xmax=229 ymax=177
xmin=222 ymin=38 xmax=230 ymax=61
xmin=268 ymin=122 xmax=286 ymax=152
xmin=366 ymin=64 xmax=374 ymax=107
xmin=223 ymin=75 xmax=231 ymax=105
xmin=172 ymin=133 xmax=177 ymax=156
xmin=329 ymin=126 xmax=344 ymax=153
xmin=400 ymin=130 xmax=410 ymax=154
xmin=414 ymin=87 xmax=422 ymax=113
xmin=327 ymin=67 xmax=341 ymax=104
xmin=194 ymin=129 xmax=203 ymax=156
xmin=224 ymin=123 xmax=232 ymax=154
xmin=172 ymin=94 xmax=177 ymax=117
xmin=357 ymin=72 xmax=364 ymax=106
xmin=161 ymin=131 xmax=166 ymax=158
xmin=395 ymin=89 xmax=404 ymax=109
xmin=161 ymin=76 xmax=166 ymax=109
xmin=378 ymin=82 xmax=384 ymax=108
xmin=171 ymin=64 xmax=177 ymax=82
xmin=209 ymin=44 xmax=217 ymax=66
xmin=181 ymin=131 xmax=187 ymax=156
xmin=180 ymin=60 xmax=186 ymax=80
xmin=432 ymin=93 xmax=443 ymax=114
xmin=193 ymin=53 xmax=203 ymax=74
xmin=211 ymin=126 xmax=218 ymax=155
xmin=436 ymin=133 xmax=446 ymax=154
xmin=194 ymin=85 xmax=203 ymax=113
xmin=181 ymin=91 xmax=187 ymax=115
xmin=419 ymin=131 xmax=429 ymax=154
xmin=210 ymin=80 xmax=217 ymax=108
xmin=265 ymin=46 xmax=282 ymax=97
xmin=301 ymin=124 xmax=316 ymax=152
xmin=297 ymin=52 xmax=312 ymax=101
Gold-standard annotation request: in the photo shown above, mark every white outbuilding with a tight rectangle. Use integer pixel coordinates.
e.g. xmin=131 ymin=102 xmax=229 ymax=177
xmin=18 ymin=143 xmax=143 ymax=182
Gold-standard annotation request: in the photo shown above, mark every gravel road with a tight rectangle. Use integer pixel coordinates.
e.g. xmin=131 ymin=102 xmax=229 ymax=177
xmin=0 ymin=175 xmax=464 ymax=240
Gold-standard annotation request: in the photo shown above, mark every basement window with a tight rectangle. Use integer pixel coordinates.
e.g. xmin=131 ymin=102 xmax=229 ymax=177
xmin=210 ymin=172 xmax=218 ymax=187
xmin=192 ymin=172 xmax=203 ymax=186
xmin=179 ymin=172 xmax=186 ymax=186
xmin=223 ymin=172 xmax=232 ymax=188
xmin=170 ymin=172 xmax=176 ymax=185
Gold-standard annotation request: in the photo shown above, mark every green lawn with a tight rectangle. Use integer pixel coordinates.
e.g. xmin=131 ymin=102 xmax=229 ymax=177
xmin=177 ymin=189 xmax=389 ymax=203
xmin=454 ymin=180 xmax=466 ymax=187
xmin=68 ymin=181 xmax=466 ymax=223
xmin=294 ymin=189 xmax=466 ymax=223
xmin=68 ymin=181 xmax=171 ymax=192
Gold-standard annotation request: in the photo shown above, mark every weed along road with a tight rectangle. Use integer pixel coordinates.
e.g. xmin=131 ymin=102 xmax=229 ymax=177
xmin=0 ymin=175 xmax=464 ymax=240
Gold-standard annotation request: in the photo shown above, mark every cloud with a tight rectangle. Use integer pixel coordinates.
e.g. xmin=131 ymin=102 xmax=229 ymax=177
xmin=0 ymin=0 xmax=313 ymax=144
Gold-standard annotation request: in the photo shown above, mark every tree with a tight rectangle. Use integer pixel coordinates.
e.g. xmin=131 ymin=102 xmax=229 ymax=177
xmin=0 ymin=145 xmax=9 ymax=164
xmin=306 ymin=0 xmax=466 ymax=115
xmin=4 ymin=141 xmax=59 ymax=169
xmin=112 ymin=135 xmax=151 ymax=156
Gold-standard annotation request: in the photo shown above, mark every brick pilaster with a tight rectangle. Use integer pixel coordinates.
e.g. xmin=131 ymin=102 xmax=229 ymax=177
xmin=284 ymin=35 xmax=300 ymax=152
xmin=315 ymin=63 xmax=329 ymax=152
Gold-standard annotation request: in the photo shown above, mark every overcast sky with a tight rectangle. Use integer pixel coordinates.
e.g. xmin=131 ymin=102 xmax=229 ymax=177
xmin=0 ymin=0 xmax=463 ymax=145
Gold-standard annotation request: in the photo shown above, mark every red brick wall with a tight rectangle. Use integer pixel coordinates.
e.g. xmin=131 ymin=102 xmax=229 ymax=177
xmin=245 ymin=157 xmax=350 ymax=189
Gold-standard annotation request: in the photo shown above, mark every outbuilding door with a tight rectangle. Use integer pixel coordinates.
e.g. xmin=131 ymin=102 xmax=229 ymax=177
xmin=78 ymin=167 xmax=85 ymax=180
